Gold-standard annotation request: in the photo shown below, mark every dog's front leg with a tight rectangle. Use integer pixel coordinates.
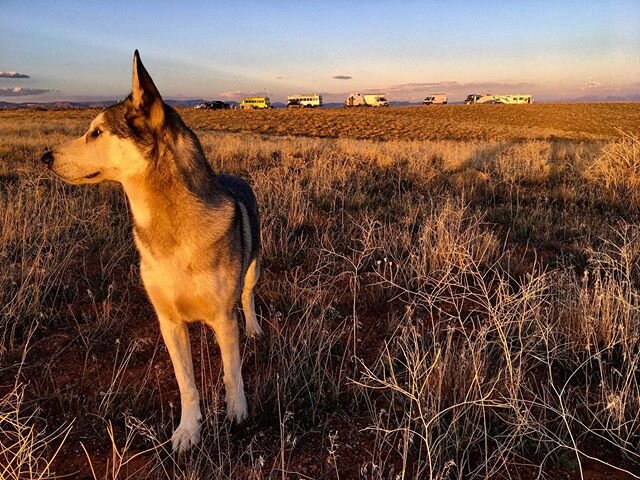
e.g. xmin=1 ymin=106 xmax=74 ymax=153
xmin=208 ymin=311 xmax=248 ymax=423
xmin=158 ymin=315 xmax=202 ymax=452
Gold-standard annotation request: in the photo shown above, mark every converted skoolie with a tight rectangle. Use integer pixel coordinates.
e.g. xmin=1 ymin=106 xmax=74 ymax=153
xmin=240 ymin=96 xmax=271 ymax=109
xmin=287 ymin=94 xmax=323 ymax=108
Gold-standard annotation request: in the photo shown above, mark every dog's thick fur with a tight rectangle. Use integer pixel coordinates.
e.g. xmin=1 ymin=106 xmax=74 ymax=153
xmin=41 ymin=51 xmax=263 ymax=452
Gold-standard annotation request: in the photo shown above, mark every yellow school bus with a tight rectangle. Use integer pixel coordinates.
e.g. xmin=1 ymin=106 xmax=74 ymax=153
xmin=240 ymin=96 xmax=271 ymax=109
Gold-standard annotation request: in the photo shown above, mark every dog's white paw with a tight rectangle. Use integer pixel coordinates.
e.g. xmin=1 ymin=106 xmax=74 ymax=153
xmin=246 ymin=322 xmax=263 ymax=338
xmin=226 ymin=391 xmax=248 ymax=424
xmin=172 ymin=413 xmax=202 ymax=453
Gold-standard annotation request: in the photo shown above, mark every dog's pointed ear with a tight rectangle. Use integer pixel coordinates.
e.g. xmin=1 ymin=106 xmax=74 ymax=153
xmin=128 ymin=50 xmax=165 ymax=130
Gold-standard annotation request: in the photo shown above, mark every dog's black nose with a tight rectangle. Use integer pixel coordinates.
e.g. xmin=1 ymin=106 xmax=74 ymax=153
xmin=40 ymin=151 xmax=54 ymax=167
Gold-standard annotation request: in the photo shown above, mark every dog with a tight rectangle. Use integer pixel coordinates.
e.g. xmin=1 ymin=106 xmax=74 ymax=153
xmin=41 ymin=50 xmax=263 ymax=452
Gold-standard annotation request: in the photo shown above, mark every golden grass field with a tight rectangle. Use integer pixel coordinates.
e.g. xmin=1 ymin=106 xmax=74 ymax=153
xmin=2 ymin=104 xmax=640 ymax=479
xmin=2 ymin=102 xmax=640 ymax=142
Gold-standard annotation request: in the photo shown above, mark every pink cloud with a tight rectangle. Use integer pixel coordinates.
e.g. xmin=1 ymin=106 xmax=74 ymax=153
xmin=582 ymin=82 xmax=603 ymax=90
xmin=217 ymin=90 xmax=267 ymax=100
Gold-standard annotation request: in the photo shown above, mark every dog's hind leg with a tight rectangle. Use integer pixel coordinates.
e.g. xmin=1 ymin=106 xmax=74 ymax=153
xmin=157 ymin=314 xmax=202 ymax=452
xmin=242 ymin=257 xmax=263 ymax=337
xmin=208 ymin=310 xmax=248 ymax=422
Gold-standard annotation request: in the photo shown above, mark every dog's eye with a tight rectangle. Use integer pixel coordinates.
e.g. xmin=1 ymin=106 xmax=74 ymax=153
xmin=91 ymin=128 xmax=102 ymax=138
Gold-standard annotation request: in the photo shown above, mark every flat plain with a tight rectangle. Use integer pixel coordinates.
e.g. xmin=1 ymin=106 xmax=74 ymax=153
xmin=2 ymin=104 xmax=640 ymax=479
xmin=2 ymin=102 xmax=640 ymax=141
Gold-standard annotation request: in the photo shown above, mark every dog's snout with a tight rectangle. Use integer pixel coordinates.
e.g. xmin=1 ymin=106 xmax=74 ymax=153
xmin=40 ymin=151 xmax=54 ymax=167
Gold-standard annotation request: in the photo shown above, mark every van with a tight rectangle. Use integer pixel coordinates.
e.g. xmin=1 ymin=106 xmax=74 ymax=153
xmin=423 ymin=94 xmax=448 ymax=105
xmin=345 ymin=93 xmax=389 ymax=107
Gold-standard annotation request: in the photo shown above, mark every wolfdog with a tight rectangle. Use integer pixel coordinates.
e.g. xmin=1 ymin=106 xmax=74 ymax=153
xmin=41 ymin=51 xmax=263 ymax=452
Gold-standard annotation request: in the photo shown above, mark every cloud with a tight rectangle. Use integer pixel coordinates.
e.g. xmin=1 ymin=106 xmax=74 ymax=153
xmin=217 ymin=90 xmax=266 ymax=101
xmin=0 ymin=87 xmax=52 ymax=97
xmin=374 ymin=81 xmax=536 ymax=102
xmin=315 ymin=81 xmax=540 ymax=103
xmin=386 ymin=81 xmax=533 ymax=92
xmin=275 ymin=76 xmax=289 ymax=80
xmin=333 ymin=75 xmax=352 ymax=80
xmin=582 ymin=81 xmax=602 ymax=90
xmin=218 ymin=90 xmax=246 ymax=100
xmin=0 ymin=71 xmax=30 ymax=79
xmin=387 ymin=82 xmax=455 ymax=88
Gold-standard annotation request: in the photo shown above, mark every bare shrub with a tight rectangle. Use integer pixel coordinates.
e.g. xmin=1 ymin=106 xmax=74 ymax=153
xmin=415 ymin=198 xmax=499 ymax=276
xmin=355 ymin=210 xmax=640 ymax=478
xmin=583 ymin=132 xmax=640 ymax=206
xmin=486 ymin=141 xmax=552 ymax=184
xmin=1 ymin=383 xmax=72 ymax=479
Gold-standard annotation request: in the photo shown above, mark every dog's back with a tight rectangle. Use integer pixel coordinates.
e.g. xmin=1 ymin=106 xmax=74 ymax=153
xmin=219 ymin=174 xmax=260 ymax=265
xmin=218 ymin=174 xmax=263 ymax=340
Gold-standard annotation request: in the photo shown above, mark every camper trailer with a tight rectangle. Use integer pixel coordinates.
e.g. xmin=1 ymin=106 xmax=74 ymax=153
xmin=287 ymin=94 xmax=323 ymax=108
xmin=464 ymin=93 xmax=495 ymax=104
xmin=345 ymin=93 xmax=389 ymax=107
xmin=464 ymin=93 xmax=533 ymax=104
xmin=493 ymin=95 xmax=533 ymax=104
xmin=423 ymin=94 xmax=448 ymax=105
xmin=240 ymin=96 xmax=271 ymax=109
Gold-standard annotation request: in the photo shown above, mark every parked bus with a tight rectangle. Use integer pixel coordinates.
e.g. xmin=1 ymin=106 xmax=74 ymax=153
xmin=240 ymin=96 xmax=271 ymax=109
xmin=287 ymin=94 xmax=323 ymax=108
xmin=423 ymin=94 xmax=448 ymax=105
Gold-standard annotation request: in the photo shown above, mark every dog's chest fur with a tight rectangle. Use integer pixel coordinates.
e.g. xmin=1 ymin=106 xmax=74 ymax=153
xmin=126 ymin=179 xmax=241 ymax=322
xmin=137 ymin=240 xmax=233 ymax=321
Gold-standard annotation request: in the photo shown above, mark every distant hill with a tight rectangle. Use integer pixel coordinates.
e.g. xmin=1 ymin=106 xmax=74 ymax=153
xmin=0 ymin=98 xmax=237 ymax=110
xmin=2 ymin=97 xmax=637 ymax=110
xmin=0 ymin=100 xmax=118 ymax=110
xmin=0 ymin=99 xmax=428 ymax=110
xmin=569 ymin=93 xmax=640 ymax=103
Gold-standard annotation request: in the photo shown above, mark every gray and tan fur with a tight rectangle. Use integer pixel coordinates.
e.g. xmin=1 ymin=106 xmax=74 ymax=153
xmin=41 ymin=50 xmax=263 ymax=452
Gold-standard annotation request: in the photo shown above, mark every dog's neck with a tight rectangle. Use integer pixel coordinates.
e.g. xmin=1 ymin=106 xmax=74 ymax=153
xmin=120 ymin=172 xmax=165 ymax=230
xmin=122 ymin=128 xmax=213 ymax=222
xmin=121 ymin=170 xmax=199 ymax=257
xmin=120 ymin=153 xmax=232 ymax=257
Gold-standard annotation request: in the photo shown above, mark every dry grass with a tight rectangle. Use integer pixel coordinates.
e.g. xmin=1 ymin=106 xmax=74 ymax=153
xmin=186 ymin=103 xmax=640 ymax=141
xmin=2 ymin=103 xmax=640 ymax=143
xmin=584 ymin=132 xmax=640 ymax=208
xmin=1 ymin=108 xmax=640 ymax=478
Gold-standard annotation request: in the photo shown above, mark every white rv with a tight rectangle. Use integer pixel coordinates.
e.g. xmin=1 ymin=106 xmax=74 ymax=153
xmin=345 ymin=92 xmax=389 ymax=107
xmin=493 ymin=95 xmax=533 ymax=104
xmin=287 ymin=94 xmax=323 ymax=108
xmin=464 ymin=93 xmax=533 ymax=104
xmin=423 ymin=94 xmax=448 ymax=105
xmin=464 ymin=93 xmax=496 ymax=104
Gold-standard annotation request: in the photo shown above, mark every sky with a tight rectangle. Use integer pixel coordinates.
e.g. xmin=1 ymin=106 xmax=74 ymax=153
xmin=1 ymin=0 xmax=639 ymax=103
